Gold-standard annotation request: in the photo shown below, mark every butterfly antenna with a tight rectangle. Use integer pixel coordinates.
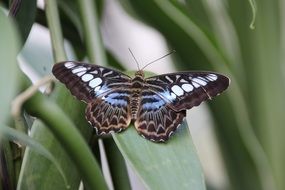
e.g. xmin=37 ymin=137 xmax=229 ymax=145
xmin=128 ymin=48 xmax=140 ymax=70
xmin=141 ymin=50 xmax=176 ymax=71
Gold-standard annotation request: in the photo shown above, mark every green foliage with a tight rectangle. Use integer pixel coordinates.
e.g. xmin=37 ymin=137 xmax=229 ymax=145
xmin=114 ymin=123 xmax=205 ymax=190
xmin=1 ymin=0 xmax=284 ymax=190
xmin=0 ymin=10 xmax=19 ymax=124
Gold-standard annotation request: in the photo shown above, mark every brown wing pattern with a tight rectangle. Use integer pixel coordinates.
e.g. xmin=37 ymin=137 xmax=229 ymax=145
xmin=146 ymin=72 xmax=230 ymax=111
xmin=53 ymin=61 xmax=132 ymax=134
xmin=52 ymin=61 xmax=131 ymax=103
xmin=134 ymin=90 xmax=186 ymax=142
xmin=85 ymin=89 xmax=132 ymax=134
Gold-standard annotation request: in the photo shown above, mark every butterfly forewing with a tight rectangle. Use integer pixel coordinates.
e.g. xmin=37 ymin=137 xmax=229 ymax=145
xmin=52 ymin=61 xmax=131 ymax=102
xmin=145 ymin=72 xmax=230 ymax=112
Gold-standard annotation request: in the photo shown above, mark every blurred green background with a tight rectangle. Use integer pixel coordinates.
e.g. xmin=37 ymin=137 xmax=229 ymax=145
xmin=0 ymin=0 xmax=284 ymax=190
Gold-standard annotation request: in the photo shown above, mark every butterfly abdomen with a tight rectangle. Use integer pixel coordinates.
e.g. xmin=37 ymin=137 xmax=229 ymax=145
xmin=130 ymin=75 xmax=145 ymax=121
xmin=130 ymin=93 xmax=140 ymax=121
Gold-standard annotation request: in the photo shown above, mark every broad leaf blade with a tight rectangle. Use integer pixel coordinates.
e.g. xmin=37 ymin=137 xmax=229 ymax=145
xmin=18 ymin=120 xmax=81 ymax=190
xmin=0 ymin=9 xmax=19 ymax=124
xmin=113 ymin=122 xmax=206 ymax=190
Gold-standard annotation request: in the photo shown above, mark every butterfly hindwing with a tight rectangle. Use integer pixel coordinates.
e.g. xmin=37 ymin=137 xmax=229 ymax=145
xmin=134 ymin=90 xmax=186 ymax=142
xmin=52 ymin=61 xmax=131 ymax=103
xmin=145 ymin=72 xmax=230 ymax=111
xmin=85 ymin=89 xmax=132 ymax=134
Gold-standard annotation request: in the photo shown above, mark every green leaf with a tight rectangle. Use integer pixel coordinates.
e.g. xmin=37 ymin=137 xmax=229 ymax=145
xmin=0 ymin=126 xmax=69 ymax=188
xmin=20 ymin=89 xmax=108 ymax=190
xmin=12 ymin=0 xmax=37 ymax=47
xmin=123 ymin=1 xmax=278 ymax=190
xmin=0 ymin=8 xmax=19 ymax=124
xmin=0 ymin=8 xmax=20 ymax=190
xmin=103 ymin=138 xmax=131 ymax=190
xmin=107 ymin=73 xmax=205 ymax=189
xmin=18 ymin=121 xmax=82 ymax=190
xmin=18 ymin=1 xmax=105 ymax=189
xmin=113 ymin=122 xmax=206 ymax=190
xmin=77 ymin=0 xmax=107 ymax=64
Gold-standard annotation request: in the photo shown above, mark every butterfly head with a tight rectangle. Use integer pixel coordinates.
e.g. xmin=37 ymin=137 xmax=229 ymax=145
xmin=128 ymin=48 xmax=175 ymax=80
xmin=135 ymin=70 xmax=145 ymax=78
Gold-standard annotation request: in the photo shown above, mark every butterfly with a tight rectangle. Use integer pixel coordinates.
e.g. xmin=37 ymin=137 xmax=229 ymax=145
xmin=52 ymin=61 xmax=230 ymax=142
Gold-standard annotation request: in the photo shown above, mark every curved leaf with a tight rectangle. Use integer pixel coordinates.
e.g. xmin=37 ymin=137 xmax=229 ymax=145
xmin=113 ymin=122 xmax=206 ymax=190
xmin=20 ymin=90 xmax=108 ymax=190
xmin=124 ymin=1 xmax=276 ymax=190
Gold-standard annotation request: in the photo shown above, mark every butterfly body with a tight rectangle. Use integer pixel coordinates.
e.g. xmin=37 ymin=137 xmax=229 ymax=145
xmin=130 ymin=72 xmax=144 ymax=121
xmin=52 ymin=61 xmax=230 ymax=142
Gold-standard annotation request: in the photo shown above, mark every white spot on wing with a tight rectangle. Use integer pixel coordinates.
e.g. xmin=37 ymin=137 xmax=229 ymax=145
xmin=90 ymin=70 xmax=98 ymax=74
xmin=103 ymin=71 xmax=113 ymax=76
xmin=81 ymin=74 xmax=94 ymax=82
xmin=168 ymin=131 xmax=174 ymax=137
xmin=72 ymin=67 xmax=87 ymax=74
xmin=171 ymin=85 xmax=184 ymax=96
xmin=94 ymin=86 xmax=101 ymax=92
xmin=192 ymin=82 xmax=200 ymax=88
xmin=89 ymin=77 xmax=102 ymax=88
xmin=165 ymin=76 xmax=173 ymax=82
xmin=76 ymin=71 xmax=86 ymax=77
xmin=182 ymin=84 xmax=193 ymax=92
xmin=180 ymin=79 xmax=188 ymax=83
xmin=64 ymin=62 xmax=75 ymax=69
xmin=192 ymin=78 xmax=207 ymax=86
xmin=170 ymin=92 xmax=177 ymax=99
xmin=207 ymin=74 xmax=218 ymax=81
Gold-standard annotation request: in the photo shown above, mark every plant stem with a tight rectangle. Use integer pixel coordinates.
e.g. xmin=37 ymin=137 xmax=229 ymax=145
xmin=23 ymin=79 xmax=108 ymax=190
xmin=45 ymin=0 xmax=67 ymax=61
xmin=104 ymin=138 xmax=132 ymax=190
xmin=77 ymin=0 xmax=107 ymax=64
